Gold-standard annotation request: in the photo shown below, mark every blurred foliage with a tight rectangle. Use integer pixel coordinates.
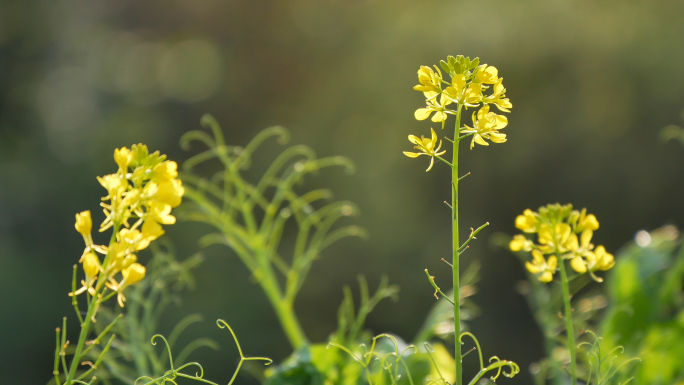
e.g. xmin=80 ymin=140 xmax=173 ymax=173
xmin=600 ymin=225 xmax=684 ymax=385
xmin=503 ymin=233 xmax=606 ymax=385
xmin=179 ymin=119 xmax=464 ymax=385
xmin=180 ymin=115 xmax=366 ymax=351
xmin=87 ymin=241 xmax=208 ymax=384
xmin=3 ymin=1 xmax=684 ymax=384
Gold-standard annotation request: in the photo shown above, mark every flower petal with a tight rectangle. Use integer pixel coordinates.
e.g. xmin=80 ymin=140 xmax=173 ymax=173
xmin=415 ymin=108 xmax=431 ymax=120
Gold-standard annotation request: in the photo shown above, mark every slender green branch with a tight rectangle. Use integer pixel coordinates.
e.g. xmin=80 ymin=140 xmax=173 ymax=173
xmin=75 ymin=334 xmax=115 ymax=382
xmin=459 ymin=332 xmax=484 ymax=369
xmin=71 ymin=265 xmax=84 ymax=325
xmin=425 ymin=269 xmax=455 ymax=305
xmin=81 ymin=314 xmax=122 ymax=357
xmin=457 ymin=222 xmax=490 ymax=254
xmin=453 ymin=102 xmax=464 ymax=385
xmin=435 ymin=155 xmax=453 ymax=168
xmin=457 ymin=172 xmax=471 ymax=182
xmin=559 ymin=260 xmax=577 ymax=385
xmin=54 ymin=327 xmax=62 ymax=384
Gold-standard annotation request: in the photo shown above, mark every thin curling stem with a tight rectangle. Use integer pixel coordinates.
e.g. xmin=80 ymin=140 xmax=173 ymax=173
xmin=452 ymin=103 xmax=464 ymax=385
xmin=559 ymin=260 xmax=577 ymax=385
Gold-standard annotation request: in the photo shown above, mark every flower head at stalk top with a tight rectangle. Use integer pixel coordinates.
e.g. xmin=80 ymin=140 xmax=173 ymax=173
xmin=404 ymin=128 xmax=447 ymax=172
xmin=411 ymin=56 xmax=513 ymax=135
xmin=461 ymin=105 xmax=508 ymax=149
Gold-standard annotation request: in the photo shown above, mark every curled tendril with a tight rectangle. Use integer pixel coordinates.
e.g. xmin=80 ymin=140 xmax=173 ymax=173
xmin=151 ymin=335 xmax=176 ymax=373
xmin=423 ymin=343 xmax=444 ymax=382
xmin=136 ymin=320 xmax=271 ymax=385
xmin=457 ymin=332 xmax=519 ymax=385
xmin=488 ymin=356 xmax=520 ymax=380
xmin=328 ymin=334 xmax=417 ymax=385
xmin=578 ymin=330 xmax=640 ymax=385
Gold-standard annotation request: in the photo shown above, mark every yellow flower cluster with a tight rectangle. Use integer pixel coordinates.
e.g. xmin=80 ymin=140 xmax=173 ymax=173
xmin=413 ymin=56 xmax=512 ymax=145
xmin=405 ymin=56 xmax=513 ymax=170
xmin=70 ymin=145 xmax=184 ymax=307
xmin=510 ymin=204 xmax=614 ymax=283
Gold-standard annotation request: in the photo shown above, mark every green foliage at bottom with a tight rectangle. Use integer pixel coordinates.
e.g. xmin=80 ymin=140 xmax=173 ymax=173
xmin=600 ymin=225 xmax=684 ymax=385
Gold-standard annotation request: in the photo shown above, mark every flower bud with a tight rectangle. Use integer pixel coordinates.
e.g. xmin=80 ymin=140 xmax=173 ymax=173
xmin=114 ymin=147 xmax=132 ymax=171
xmin=122 ymin=263 xmax=146 ymax=286
xmin=82 ymin=252 xmax=100 ymax=278
xmin=75 ymin=211 xmax=92 ymax=237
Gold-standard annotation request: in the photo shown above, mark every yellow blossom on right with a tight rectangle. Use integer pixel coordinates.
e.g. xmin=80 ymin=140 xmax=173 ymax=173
xmin=510 ymin=203 xmax=614 ymax=283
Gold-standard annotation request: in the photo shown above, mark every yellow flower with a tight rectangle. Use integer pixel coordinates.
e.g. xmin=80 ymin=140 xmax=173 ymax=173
xmin=538 ymin=223 xmax=575 ymax=254
xmin=75 ymin=210 xmax=93 ymax=246
xmin=413 ymin=66 xmax=443 ymax=93
xmin=141 ymin=219 xmax=165 ymax=242
xmin=123 ymin=262 xmax=146 ymax=285
xmin=114 ymin=147 xmax=133 ymax=171
xmin=570 ymin=245 xmax=614 ymax=281
xmin=443 ymin=75 xmax=482 ymax=106
xmin=567 ymin=229 xmax=594 ymax=255
xmin=153 ymin=160 xmax=179 ymax=182
xmin=70 ymin=252 xmax=100 ymax=297
xmin=461 ymin=105 xmax=508 ymax=149
xmin=475 ymin=64 xmax=499 ymax=84
xmin=415 ymin=92 xmax=453 ymax=122
xmin=510 ymin=234 xmax=534 ymax=252
xmin=98 ymin=174 xmax=128 ymax=200
xmin=153 ymin=179 xmax=184 ymax=208
xmin=483 ymin=81 xmax=512 ymax=113
xmin=403 ymin=128 xmax=447 ymax=172
xmin=106 ymin=242 xmax=129 ymax=274
xmin=147 ymin=201 xmax=176 ymax=225
xmin=526 ymin=250 xmax=557 ymax=283
xmin=118 ymin=228 xmax=150 ymax=251
xmin=107 ymin=262 xmax=146 ymax=307
xmin=576 ymin=209 xmax=599 ymax=232
xmin=593 ymin=245 xmax=615 ymax=270
xmin=515 ymin=209 xmax=538 ymax=233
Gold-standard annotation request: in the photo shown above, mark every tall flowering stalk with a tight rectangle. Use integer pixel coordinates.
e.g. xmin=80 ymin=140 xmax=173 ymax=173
xmin=511 ymin=204 xmax=615 ymax=385
xmin=55 ymin=145 xmax=184 ymax=385
xmin=405 ymin=56 xmax=517 ymax=385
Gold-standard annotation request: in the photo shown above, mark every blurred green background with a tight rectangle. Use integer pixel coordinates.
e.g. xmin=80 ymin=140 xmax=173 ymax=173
xmin=1 ymin=0 xmax=684 ymax=383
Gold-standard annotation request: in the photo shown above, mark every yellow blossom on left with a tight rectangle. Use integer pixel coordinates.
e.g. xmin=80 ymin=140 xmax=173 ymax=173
xmin=71 ymin=144 xmax=183 ymax=307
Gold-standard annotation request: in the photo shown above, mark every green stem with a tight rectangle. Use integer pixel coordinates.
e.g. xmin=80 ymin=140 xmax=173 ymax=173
xmin=64 ymin=294 xmax=100 ymax=384
xmin=64 ymin=224 xmax=119 ymax=384
xmin=453 ymin=104 xmax=463 ymax=385
xmin=256 ymin=252 xmax=308 ymax=349
xmin=558 ymin=260 xmax=577 ymax=385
